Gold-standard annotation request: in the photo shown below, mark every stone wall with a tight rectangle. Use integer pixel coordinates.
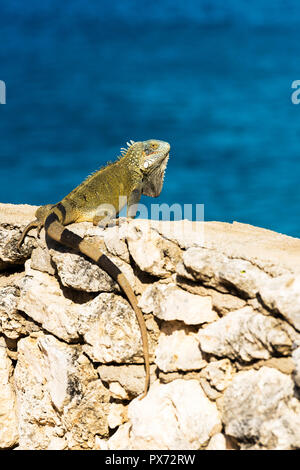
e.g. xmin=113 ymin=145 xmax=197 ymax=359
xmin=0 ymin=203 xmax=299 ymax=450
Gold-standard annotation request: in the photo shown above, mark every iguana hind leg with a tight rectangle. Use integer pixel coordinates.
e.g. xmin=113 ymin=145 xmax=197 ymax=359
xmin=17 ymin=219 xmax=43 ymax=251
xmin=18 ymin=204 xmax=55 ymax=251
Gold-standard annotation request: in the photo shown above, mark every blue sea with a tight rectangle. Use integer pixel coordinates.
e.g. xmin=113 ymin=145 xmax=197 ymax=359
xmin=1 ymin=0 xmax=300 ymax=237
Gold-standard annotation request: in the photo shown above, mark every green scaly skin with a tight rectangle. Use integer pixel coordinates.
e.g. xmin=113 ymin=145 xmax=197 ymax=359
xmin=18 ymin=139 xmax=170 ymax=398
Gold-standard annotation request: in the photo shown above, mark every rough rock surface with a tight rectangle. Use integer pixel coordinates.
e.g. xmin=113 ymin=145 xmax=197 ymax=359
xmin=223 ymin=367 xmax=300 ymax=450
xmin=0 ymin=337 xmax=18 ymax=448
xmin=155 ymin=321 xmax=207 ymax=372
xmin=99 ymin=379 xmax=221 ymax=450
xmin=14 ymin=334 xmax=110 ymax=449
xmin=139 ymin=282 xmax=218 ymax=324
xmin=0 ymin=204 xmax=300 ymax=450
xmin=198 ymin=306 xmax=295 ymax=362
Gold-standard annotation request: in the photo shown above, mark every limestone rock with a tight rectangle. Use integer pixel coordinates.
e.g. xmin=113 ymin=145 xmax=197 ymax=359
xmin=108 ymin=381 xmax=129 ymax=400
xmin=189 ymin=220 xmax=300 ymax=277
xmin=150 ymin=219 xmax=205 ymax=250
xmin=259 ymin=275 xmax=300 ymax=331
xmin=292 ymin=346 xmax=300 ymax=388
xmin=0 ymin=286 xmax=19 ymax=317
xmin=105 ymin=379 xmax=221 ymax=450
xmin=251 ymin=357 xmax=295 ymax=375
xmin=0 ymin=338 xmax=18 ymax=449
xmin=2 ymin=206 xmax=300 ymax=450
xmin=107 ymin=403 xmax=128 ymax=429
xmin=182 ymin=247 xmax=270 ymax=298
xmin=18 ymin=262 xmax=149 ymax=364
xmin=63 ymin=378 xmax=110 ymax=449
xmin=49 ymin=238 xmax=140 ymax=295
xmin=181 ymin=246 xmax=300 ymax=332
xmin=0 ymin=270 xmax=24 ymax=289
xmin=223 ymin=367 xmax=300 ymax=449
xmin=155 ymin=321 xmax=207 ymax=372
xmin=0 ymin=286 xmax=22 ymax=338
xmin=78 ymin=292 xmax=144 ymax=363
xmin=30 ymin=245 xmax=56 ymax=275
xmin=0 ymin=284 xmax=39 ymax=339
xmin=103 ymin=223 xmax=130 ymax=263
xmin=14 ymin=335 xmax=60 ymax=450
xmin=139 ymin=282 xmax=217 ymax=325
xmin=209 ymin=290 xmax=247 ymax=316
xmin=14 ymin=334 xmax=110 ymax=450
xmin=198 ymin=307 xmax=295 ymax=362
xmin=158 ymin=369 xmax=202 ymax=385
xmin=97 ymin=364 xmax=157 ymax=399
xmin=18 ymin=263 xmax=80 ymax=342
xmin=176 ymin=277 xmax=246 ymax=315
xmin=126 ymin=220 xmax=181 ymax=277
xmin=98 ymin=422 xmax=131 ymax=450
xmin=0 ymin=203 xmax=38 ymax=269
xmin=50 ymin=246 xmax=119 ymax=293
xmin=200 ymin=359 xmax=234 ymax=393
xmin=206 ymin=433 xmax=227 ymax=450
xmin=199 ymin=378 xmax=222 ymax=401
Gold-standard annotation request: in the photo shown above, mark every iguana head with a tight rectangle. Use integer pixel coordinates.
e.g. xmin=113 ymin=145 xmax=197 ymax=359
xmin=141 ymin=139 xmax=170 ymax=197
xmin=120 ymin=139 xmax=170 ymax=197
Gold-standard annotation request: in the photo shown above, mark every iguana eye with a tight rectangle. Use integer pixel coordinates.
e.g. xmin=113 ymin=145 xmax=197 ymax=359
xmin=144 ymin=142 xmax=159 ymax=156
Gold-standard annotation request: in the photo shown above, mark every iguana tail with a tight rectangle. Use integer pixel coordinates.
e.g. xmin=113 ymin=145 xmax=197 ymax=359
xmin=44 ymin=210 xmax=150 ymax=399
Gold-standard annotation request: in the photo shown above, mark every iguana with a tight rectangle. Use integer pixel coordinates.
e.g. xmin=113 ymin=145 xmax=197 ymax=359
xmin=18 ymin=139 xmax=170 ymax=398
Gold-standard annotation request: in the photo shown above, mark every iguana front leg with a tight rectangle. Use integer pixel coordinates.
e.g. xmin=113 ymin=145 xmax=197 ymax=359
xmin=93 ymin=211 xmax=117 ymax=228
xmin=127 ymin=185 xmax=142 ymax=219
xmin=92 ymin=185 xmax=142 ymax=226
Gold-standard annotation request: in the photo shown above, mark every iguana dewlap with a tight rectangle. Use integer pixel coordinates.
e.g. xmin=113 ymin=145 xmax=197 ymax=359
xmin=18 ymin=139 xmax=170 ymax=398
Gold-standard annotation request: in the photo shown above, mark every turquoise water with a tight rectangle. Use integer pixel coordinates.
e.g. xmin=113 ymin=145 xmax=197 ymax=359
xmin=1 ymin=1 xmax=300 ymax=236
